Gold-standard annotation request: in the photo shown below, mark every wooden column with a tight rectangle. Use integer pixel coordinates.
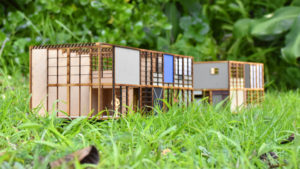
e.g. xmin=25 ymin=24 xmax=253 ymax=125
xmin=98 ymin=44 xmax=102 ymax=115
xmin=67 ymin=48 xmax=70 ymax=116
xmin=79 ymin=48 xmax=81 ymax=116
xmin=89 ymin=48 xmax=92 ymax=115
xmin=120 ymin=86 xmax=122 ymax=115
xmin=46 ymin=49 xmax=49 ymax=112
xmin=126 ymin=86 xmax=128 ymax=114
xmin=112 ymin=46 xmax=115 ymax=113
xmin=56 ymin=49 xmax=59 ymax=116
xmin=29 ymin=47 xmax=32 ymax=109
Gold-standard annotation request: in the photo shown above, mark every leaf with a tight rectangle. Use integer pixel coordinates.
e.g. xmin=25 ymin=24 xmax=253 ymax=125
xmin=34 ymin=141 xmax=60 ymax=148
xmin=281 ymin=15 xmax=300 ymax=64
xmin=178 ymin=0 xmax=202 ymax=16
xmin=158 ymin=126 xmax=177 ymax=139
xmin=55 ymin=20 xmax=80 ymax=40
xmin=165 ymin=2 xmax=180 ymax=40
xmin=0 ymin=31 xmax=6 ymax=42
xmin=233 ymin=18 xmax=253 ymax=38
xmin=62 ymin=116 xmax=87 ymax=135
xmin=251 ymin=7 xmax=300 ymax=38
xmin=18 ymin=123 xmax=43 ymax=129
xmin=179 ymin=16 xmax=193 ymax=31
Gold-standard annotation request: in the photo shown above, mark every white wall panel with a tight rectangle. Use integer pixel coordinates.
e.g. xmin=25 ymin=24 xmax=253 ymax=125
xmin=32 ymin=49 xmax=47 ymax=116
xmin=115 ymin=47 xmax=140 ymax=85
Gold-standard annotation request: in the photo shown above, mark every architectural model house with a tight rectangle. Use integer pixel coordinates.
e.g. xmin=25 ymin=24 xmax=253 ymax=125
xmin=193 ymin=61 xmax=264 ymax=110
xmin=30 ymin=43 xmax=193 ymax=119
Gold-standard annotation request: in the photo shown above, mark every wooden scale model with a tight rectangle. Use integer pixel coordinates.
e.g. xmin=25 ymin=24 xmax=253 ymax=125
xmin=30 ymin=43 xmax=264 ymax=118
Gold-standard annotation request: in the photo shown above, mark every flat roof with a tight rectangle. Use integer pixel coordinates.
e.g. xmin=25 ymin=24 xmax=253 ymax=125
xmin=194 ymin=60 xmax=263 ymax=65
xmin=31 ymin=42 xmax=193 ymax=58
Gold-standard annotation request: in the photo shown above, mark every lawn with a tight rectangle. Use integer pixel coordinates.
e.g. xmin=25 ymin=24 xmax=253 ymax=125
xmin=0 ymin=73 xmax=299 ymax=168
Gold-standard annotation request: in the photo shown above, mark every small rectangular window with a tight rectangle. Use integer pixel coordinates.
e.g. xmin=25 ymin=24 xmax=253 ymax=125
xmin=211 ymin=68 xmax=219 ymax=75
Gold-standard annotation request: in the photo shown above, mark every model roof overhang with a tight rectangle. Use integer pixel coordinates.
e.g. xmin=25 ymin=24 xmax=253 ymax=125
xmin=30 ymin=42 xmax=193 ymax=59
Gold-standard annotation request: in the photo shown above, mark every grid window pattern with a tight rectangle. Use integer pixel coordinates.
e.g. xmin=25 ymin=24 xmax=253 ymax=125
xmin=92 ymin=54 xmax=99 ymax=71
xmin=101 ymin=47 xmax=113 ymax=71
xmin=246 ymin=90 xmax=264 ymax=105
xmin=230 ymin=63 xmax=244 ymax=89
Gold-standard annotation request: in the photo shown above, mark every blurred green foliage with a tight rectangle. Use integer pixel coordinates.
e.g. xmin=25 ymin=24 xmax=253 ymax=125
xmin=0 ymin=0 xmax=300 ymax=89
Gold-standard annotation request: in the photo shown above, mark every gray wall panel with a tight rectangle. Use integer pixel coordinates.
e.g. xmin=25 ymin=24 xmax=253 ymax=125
xmin=115 ymin=47 xmax=140 ymax=85
xmin=193 ymin=62 xmax=228 ymax=89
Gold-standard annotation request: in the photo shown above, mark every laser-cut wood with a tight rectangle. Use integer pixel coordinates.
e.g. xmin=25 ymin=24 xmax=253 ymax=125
xmin=30 ymin=43 xmax=193 ymax=119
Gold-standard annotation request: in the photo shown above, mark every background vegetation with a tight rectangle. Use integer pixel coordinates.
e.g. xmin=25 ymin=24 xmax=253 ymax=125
xmin=0 ymin=0 xmax=300 ymax=89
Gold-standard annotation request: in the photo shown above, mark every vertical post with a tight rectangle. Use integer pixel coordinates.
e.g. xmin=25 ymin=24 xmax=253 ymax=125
xmin=173 ymin=56 xmax=175 ymax=87
xmin=236 ymin=63 xmax=238 ymax=108
xmin=89 ymin=48 xmax=92 ymax=115
xmin=156 ymin=53 xmax=159 ymax=86
xmin=67 ymin=48 xmax=70 ymax=116
xmin=97 ymin=44 xmax=102 ymax=115
xmin=182 ymin=57 xmax=185 ymax=88
xmin=209 ymin=91 xmax=212 ymax=104
xmin=126 ymin=86 xmax=128 ymax=114
xmin=46 ymin=48 xmax=49 ymax=112
xmin=256 ymin=64 xmax=259 ymax=103
xmin=182 ymin=57 xmax=185 ymax=103
xmin=120 ymin=86 xmax=122 ymax=115
xmin=79 ymin=48 xmax=81 ymax=116
xmin=228 ymin=61 xmax=231 ymax=107
xmin=177 ymin=57 xmax=179 ymax=87
xmin=167 ymin=88 xmax=169 ymax=104
xmin=182 ymin=89 xmax=184 ymax=104
xmin=152 ymin=87 xmax=154 ymax=108
xmin=192 ymin=57 xmax=194 ymax=102
xmin=250 ymin=64 xmax=253 ymax=104
xmin=56 ymin=49 xmax=59 ymax=116
xmin=243 ymin=64 xmax=246 ymax=106
xmin=162 ymin=88 xmax=165 ymax=110
xmin=112 ymin=46 xmax=115 ymax=113
xmin=150 ymin=52 xmax=153 ymax=85
xmin=162 ymin=53 xmax=164 ymax=86
xmin=139 ymin=50 xmax=141 ymax=86
xmin=262 ymin=64 xmax=264 ymax=102
xmin=139 ymin=87 xmax=142 ymax=109
xmin=145 ymin=52 xmax=147 ymax=85
xmin=29 ymin=46 xmax=32 ymax=109
xmin=187 ymin=57 xmax=189 ymax=87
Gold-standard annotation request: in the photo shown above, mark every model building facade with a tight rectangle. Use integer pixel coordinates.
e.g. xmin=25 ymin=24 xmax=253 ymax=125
xmin=193 ymin=61 xmax=264 ymax=110
xmin=30 ymin=43 xmax=193 ymax=119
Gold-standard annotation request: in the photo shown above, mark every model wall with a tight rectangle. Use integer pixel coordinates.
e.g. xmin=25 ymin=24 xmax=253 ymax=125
xmin=31 ymin=49 xmax=47 ymax=115
xmin=193 ymin=62 xmax=228 ymax=89
xmin=115 ymin=47 xmax=140 ymax=85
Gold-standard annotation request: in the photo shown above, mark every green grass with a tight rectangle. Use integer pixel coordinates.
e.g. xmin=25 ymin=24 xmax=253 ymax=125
xmin=0 ymin=72 xmax=299 ymax=168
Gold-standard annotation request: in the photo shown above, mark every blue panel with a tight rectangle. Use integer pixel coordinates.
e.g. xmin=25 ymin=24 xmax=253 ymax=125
xmin=164 ymin=54 xmax=174 ymax=83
